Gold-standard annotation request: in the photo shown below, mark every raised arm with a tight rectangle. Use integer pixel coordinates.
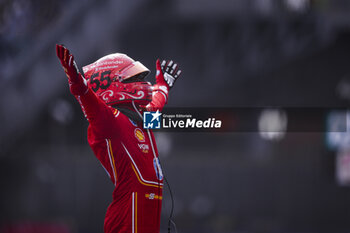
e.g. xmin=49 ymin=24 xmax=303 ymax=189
xmin=56 ymin=44 xmax=117 ymax=138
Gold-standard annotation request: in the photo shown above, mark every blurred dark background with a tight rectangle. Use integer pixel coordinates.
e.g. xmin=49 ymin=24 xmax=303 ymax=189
xmin=1 ymin=0 xmax=350 ymax=232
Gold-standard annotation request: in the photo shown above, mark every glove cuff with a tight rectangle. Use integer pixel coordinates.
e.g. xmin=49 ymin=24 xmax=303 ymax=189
xmin=153 ymin=84 xmax=169 ymax=95
xmin=152 ymin=84 xmax=169 ymax=104
xmin=69 ymin=73 xmax=88 ymax=96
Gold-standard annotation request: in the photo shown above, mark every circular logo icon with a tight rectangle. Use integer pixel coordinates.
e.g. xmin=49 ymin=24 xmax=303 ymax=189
xmin=134 ymin=128 xmax=145 ymax=142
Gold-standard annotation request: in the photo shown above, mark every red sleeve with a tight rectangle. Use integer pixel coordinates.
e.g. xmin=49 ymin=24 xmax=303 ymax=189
xmin=145 ymin=84 xmax=169 ymax=112
xmin=75 ymin=88 xmax=118 ymax=139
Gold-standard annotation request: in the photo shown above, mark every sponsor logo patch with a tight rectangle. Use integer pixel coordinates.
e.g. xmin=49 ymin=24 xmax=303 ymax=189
xmin=153 ymin=158 xmax=163 ymax=180
xmin=145 ymin=193 xmax=162 ymax=200
xmin=134 ymin=128 xmax=145 ymax=142
xmin=138 ymin=143 xmax=149 ymax=153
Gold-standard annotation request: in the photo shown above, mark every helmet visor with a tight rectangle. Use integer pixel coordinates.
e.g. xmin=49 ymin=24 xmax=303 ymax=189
xmin=117 ymin=61 xmax=150 ymax=81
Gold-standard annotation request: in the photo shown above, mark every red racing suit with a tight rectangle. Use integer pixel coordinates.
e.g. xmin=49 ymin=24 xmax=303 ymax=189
xmin=75 ymin=86 xmax=167 ymax=233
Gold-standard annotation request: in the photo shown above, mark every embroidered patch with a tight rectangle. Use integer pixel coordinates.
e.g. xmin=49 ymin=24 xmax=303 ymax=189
xmin=134 ymin=128 xmax=145 ymax=142
xmin=138 ymin=143 xmax=149 ymax=153
xmin=153 ymin=158 xmax=163 ymax=180
xmin=145 ymin=193 xmax=162 ymax=200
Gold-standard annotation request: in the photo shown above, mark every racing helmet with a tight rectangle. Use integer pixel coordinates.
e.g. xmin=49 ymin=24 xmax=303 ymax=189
xmin=82 ymin=53 xmax=152 ymax=106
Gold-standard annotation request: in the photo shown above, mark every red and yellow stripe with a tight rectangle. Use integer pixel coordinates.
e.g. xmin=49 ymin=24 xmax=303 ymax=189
xmin=131 ymin=163 xmax=163 ymax=189
xmin=107 ymin=139 xmax=118 ymax=185
xmin=145 ymin=193 xmax=162 ymax=200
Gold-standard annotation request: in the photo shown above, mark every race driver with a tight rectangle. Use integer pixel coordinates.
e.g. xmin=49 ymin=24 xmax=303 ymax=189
xmin=55 ymin=44 xmax=181 ymax=233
